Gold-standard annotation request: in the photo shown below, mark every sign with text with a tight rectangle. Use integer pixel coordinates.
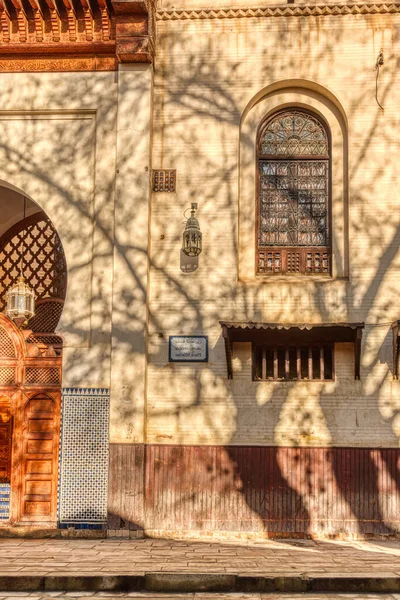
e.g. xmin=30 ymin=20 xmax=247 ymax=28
xmin=169 ymin=336 xmax=208 ymax=362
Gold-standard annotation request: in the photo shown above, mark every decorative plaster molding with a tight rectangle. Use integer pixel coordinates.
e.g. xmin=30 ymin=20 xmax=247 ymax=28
xmin=156 ymin=2 xmax=400 ymax=20
xmin=0 ymin=56 xmax=116 ymax=73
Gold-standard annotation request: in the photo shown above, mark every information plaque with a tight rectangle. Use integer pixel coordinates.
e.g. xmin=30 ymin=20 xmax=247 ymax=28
xmin=169 ymin=336 xmax=208 ymax=362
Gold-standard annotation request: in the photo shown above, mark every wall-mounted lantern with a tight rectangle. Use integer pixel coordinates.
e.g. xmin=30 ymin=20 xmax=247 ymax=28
xmin=6 ymin=276 xmax=35 ymax=327
xmin=182 ymin=203 xmax=202 ymax=257
xmin=5 ymin=197 xmax=36 ymax=328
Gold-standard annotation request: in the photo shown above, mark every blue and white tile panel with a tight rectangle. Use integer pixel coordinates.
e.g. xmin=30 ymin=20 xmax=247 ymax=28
xmin=58 ymin=388 xmax=110 ymax=529
xmin=0 ymin=483 xmax=10 ymax=521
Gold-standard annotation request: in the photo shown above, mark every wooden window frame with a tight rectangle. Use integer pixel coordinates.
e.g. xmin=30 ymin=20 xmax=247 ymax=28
xmin=256 ymin=108 xmax=332 ymax=276
xmin=252 ymin=342 xmax=335 ymax=382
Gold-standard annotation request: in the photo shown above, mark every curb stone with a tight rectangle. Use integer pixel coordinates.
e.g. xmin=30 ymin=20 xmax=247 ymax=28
xmin=0 ymin=573 xmax=398 ymax=593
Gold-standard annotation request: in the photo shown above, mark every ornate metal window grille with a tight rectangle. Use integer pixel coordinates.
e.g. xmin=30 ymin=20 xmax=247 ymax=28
xmin=257 ymin=110 xmax=331 ymax=276
xmin=0 ymin=213 xmax=67 ymax=324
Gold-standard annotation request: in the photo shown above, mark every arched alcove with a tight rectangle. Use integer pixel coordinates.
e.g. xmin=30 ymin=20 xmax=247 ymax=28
xmin=0 ymin=190 xmax=67 ymax=333
xmin=0 ymin=181 xmax=65 ymax=527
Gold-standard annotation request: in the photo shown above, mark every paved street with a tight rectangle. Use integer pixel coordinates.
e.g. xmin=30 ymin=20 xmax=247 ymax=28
xmin=0 ymin=538 xmax=399 ymax=576
xmin=0 ymin=593 xmax=398 ymax=599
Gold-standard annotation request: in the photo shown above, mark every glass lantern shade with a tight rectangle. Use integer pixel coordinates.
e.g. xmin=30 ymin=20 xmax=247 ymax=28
xmin=5 ymin=276 xmax=35 ymax=324
xmin=182 ymin=208 xmax=202 ymax=257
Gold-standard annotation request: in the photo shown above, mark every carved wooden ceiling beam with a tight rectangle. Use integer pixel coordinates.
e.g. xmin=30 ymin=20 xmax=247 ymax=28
xmin=0 ymin=0 xmax=153 ymax=70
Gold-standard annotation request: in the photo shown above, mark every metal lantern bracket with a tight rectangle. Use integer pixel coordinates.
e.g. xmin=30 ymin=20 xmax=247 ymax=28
xmin=183 ymin=203 xmax=198 ymax=221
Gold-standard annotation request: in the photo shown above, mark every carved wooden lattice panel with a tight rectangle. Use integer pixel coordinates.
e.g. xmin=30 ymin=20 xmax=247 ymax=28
xmin=0 ymin=327 xmax=16 ymax=358
xmin=25 ymin=368 xmax=61 ymax=385
xmin=27 ymin=300 xmax=64 ymax=334
xmin=0 ymin=369 xmax=15 ymax=385
xmin=0 ymin=214 xmax=67 ymax=313
xmin=258 ymin=247 xmax=330 ymax=275
xmin=257 ymin=110 xmax=331 ymax=276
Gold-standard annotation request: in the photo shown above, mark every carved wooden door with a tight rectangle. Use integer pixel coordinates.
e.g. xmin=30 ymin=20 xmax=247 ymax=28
xmin=0 ymin=396 xmax=12 ymax=484
xmin=19 ymin=392 xmax=60 ymax=523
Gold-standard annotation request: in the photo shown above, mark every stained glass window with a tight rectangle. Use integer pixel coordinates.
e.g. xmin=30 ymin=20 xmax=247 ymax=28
xmin=257 ymin=110 xmax=331 ymax=275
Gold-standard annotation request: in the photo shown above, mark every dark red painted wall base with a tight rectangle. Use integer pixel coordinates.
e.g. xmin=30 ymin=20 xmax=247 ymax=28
xmin=108 ymin=444 xmax=400 ymax=537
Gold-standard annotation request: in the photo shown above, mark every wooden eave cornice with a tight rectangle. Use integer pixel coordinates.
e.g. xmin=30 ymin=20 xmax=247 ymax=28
xmin=0 ymin=0 xmax=154 ymax=71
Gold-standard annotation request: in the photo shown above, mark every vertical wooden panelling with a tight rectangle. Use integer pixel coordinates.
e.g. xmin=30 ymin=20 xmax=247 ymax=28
xmin=19 ymin=392 xmax=60 ymax=523
xmin=108 ymin=443 xmax=144 ymax=531
xmin=0 ymin=396 xmax=12 ymax=484
xmin=109 ymin=444 xmax=400 ymax=536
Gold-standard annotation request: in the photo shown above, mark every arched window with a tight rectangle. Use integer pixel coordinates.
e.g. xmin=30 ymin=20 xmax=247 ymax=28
xmin=257 ymin=109 xmax=331 ymax=275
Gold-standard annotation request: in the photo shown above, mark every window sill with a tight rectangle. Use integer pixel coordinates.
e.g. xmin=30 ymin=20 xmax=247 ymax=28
xmin=239 ymin=275 xmax=349 ymax=284
xmin=252 ymin=378 xmax=335 ymax=383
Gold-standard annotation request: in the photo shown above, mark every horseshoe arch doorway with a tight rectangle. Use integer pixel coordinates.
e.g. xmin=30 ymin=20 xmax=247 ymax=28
xmin=0 ymin=184 xmax=67 ymax=526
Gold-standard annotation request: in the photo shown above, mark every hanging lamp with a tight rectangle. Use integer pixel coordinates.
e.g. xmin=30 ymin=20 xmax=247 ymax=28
xmin=5 ymin=197 xmax=35 ymax=327
xmin=182 ymin=203 xmax=202 ymax=257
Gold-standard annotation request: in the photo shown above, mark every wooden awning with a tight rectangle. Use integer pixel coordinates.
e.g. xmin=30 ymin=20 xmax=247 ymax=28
xmin=219 ymin=321 xmax=364 ymax=380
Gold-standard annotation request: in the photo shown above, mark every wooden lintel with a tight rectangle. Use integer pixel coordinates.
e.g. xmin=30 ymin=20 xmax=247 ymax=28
xmin=392 ymin=320 xmax=400 ymax=380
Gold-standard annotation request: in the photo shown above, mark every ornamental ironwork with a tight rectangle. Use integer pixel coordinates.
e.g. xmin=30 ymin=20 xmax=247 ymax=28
xmin=259 ymin=111 xmax=329 ymax=157
xmin=0 ymin=213 xmax=67 ymax=318
xmin=257 ymin=110 xmax=331 ymax=276
xmin=259 ymin=160 xmax=329 ymax=246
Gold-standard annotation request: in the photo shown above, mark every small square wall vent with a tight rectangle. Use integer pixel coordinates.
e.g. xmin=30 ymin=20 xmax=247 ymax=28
xmin=152 ymin=169 xmax=176 ymax=192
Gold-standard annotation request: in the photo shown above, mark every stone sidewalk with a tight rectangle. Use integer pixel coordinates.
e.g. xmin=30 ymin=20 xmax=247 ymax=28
xmin=0 ymin=538 xmax=400 ymax=593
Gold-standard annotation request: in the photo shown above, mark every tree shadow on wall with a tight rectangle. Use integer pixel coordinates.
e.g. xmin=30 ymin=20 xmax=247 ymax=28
xmin=0 ymin=13 xmax=399 ymax=539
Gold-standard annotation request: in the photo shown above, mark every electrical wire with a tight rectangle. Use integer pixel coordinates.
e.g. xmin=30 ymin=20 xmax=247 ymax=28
xmin=375 ymin=65 xmax=384 ymax=111
xmin=19 ymin=196 xmax=27 ymax=277
xmin=375 ymin=50 xmax=384 ymax=111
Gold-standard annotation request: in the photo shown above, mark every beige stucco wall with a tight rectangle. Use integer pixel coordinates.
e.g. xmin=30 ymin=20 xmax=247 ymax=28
xmin=148 ymin=8 xmax=400 ymax=447
xmin=110 ymin=64 xmax=153 ymax=444
xmin=0 ymin=65 xmax=153 ymax=444
xmin=1 ymin=11 xmax=398 ymax=451
xmin=0 ymin=72 xmax=117 ymax=388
